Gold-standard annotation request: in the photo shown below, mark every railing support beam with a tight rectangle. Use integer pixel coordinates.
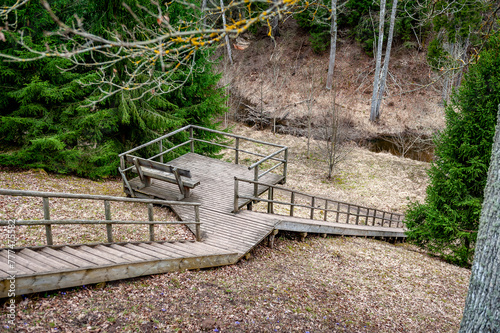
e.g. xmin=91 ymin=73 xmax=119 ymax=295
xmin=43 ymin=197 xmax=52 ymax=246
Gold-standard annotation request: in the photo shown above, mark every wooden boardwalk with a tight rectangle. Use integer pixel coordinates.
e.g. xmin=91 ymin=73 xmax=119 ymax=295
xmin=0 ymin=241 xmax=238 ymax=296
xmin=1 ymin=151 xmax=406 ymax=297
xmin=126 ymin=153 xmax=406 ymax=256
xmin=126 ymin=153 xmax=284 ymax=256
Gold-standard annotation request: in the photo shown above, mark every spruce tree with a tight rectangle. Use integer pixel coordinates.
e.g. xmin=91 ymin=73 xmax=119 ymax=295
xmin=0 ymin=0 xmax=227 ymax=178
xmin=404 ymin=33 xmax=500 ymax=266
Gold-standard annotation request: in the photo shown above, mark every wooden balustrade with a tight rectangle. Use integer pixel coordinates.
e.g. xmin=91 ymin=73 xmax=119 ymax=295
xmin=233 ymin=178 xmax=405 ymax=228
xmin=119 ymin=125 xmax=289 ymax=188
xmin=0 ymin=189 xmax=202 ymax=245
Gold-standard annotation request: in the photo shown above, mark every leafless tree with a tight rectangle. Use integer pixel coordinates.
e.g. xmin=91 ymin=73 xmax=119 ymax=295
xmin=370 ymin=0 xmax=398 ymax=122
xmin=315 ymin=95 xmax=353 ymax=179
xmin=325 ymin=0 xmax=338 ymax=90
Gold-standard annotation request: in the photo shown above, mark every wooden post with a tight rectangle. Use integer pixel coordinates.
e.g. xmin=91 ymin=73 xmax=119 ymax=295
xmin=120 ymin=156 xmax=126 ymax=191
xmin=159 ymin=140 xmax=163 ymax=164
xmin=148 ymin=204 xmax=155 ymax=242
xmin=324 ymin=200 xmax=328 ymax=221
xmin=372 ymin=209 xmax=377 ymax=226
xmin=381 ymin=211 xmax=386 ymax=227
xmin=194 ymin=206 xmax=201 ymax=241
xmin=283 ymin=148 xmax=288 ymax=184
xmin=290 ymin=192 xmax=295 ymax=216
xmin=268 ymin=229 xmax=279 ymax=249
xmin=310 ymin=197 xmax=315 ymax=219
xmin=104 ymin=200 xmax=113 ymax=243
xmin=253 ymin=166 xmax=259 ymax=197
xmin=355 ymin=206 xmax=360 ymax=225
xmin=346 ymin=204 xmax=351 ymax=223
xmin=267 ymin=187 xmax=274 ymax=214
xmin=189 ymin=127 xmax=194 ymax=153
xmin=235 ymin=137 xmax=239 ymax=165
xmin=233 ymin=178 xmax=239 ymax=213
xmin=43 ymin=197 xmax=52 ymax=246
xmin=389 ymin=213 xmax=394 ymax=227
xmin=365 ymin=208 xmax=370 ymax=225
xmin=336 ymin=202 xmax=340 ymax=222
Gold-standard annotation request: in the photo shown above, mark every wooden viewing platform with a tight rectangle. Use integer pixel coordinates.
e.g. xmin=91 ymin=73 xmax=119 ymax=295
xmin=0 ymin=125 xmax=406 ymax=297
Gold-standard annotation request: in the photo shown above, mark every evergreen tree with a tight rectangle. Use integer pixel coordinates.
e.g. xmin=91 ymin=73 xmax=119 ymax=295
xmin=404 ymin=33 xmax=500 ymax=266
xmin=0 ymin=0 xmax=227 ymax=178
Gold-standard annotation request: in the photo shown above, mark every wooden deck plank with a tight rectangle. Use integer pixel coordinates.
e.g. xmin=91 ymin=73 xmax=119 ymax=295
xmin=19 ymin=249 xmax=78 ymax=270
xmin=122 ymin=244 xmax=166 ymax=259
xmin=0 ymin=251 xmax=44 ymax=274
xmin=96 ymin=245 xmax=140 ymax=262
xmin=40 ymin=248 xmax=97 ymax=268
xmin=78 ymin=245 xmax=129 ymax=264
xmin=0 ymin=259 xmax=19 ymax=275
xmin=137 ymin=243 xmax=178 ymax=258
xmin=60 ymin=246 xmax=115 ymax=266
xmin=153 ymin=243 xmax=204 ymax=257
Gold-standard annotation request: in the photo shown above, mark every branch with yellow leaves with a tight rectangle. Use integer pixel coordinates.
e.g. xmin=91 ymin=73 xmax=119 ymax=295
xmin=0 ymin=0 xmax=320 ymax=106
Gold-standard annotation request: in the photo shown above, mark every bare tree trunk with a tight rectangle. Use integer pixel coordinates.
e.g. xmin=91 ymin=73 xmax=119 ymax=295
xmin=271 ymin=0 xmax=280 ymax=38
xmin=328 ymin=92 xmax=338 ymax=179
xmin=201 ymin=0 xmax=207 ymax=27
xmin=459 ymin=104 xmax=500 ymax=332
xmin=326 ymin=0 xmax=338 ymax=90
xmin=220 ymin=0 xmax=233 ymax=65
xmin=374 ymin=0 xmax=398 ymax=116
xmin=370 ymin=0 xmax=386 ymax=122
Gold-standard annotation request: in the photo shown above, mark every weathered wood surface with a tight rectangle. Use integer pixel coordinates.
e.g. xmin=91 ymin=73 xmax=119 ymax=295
xmin=125 ymin=153 xmax=283 ymax=211
xmin=125 ymin=154 xmax=200 ymax=200
xmin=0 ymin=242 xmax=238 ymax=297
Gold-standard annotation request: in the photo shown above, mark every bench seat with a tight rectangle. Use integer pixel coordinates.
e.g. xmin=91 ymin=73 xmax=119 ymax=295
xmin=122 ymin=155 xmax=200 ymax=200
xmin=130 ymin=166 xmax=200 ymax=189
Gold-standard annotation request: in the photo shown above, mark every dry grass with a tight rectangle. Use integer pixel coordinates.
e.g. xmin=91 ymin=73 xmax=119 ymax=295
xmin=223 ymin=122 xmax=429 ymax=214
xmin=0 ymin=127 xmax=470 ymax=332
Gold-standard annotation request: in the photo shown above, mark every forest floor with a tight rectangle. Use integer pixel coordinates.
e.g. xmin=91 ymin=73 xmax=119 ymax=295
xmin=0 ymin=124 xmax=470 ymax=333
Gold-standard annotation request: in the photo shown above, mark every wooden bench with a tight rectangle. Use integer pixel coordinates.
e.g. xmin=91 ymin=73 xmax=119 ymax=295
xmin=123 ymin=155 xmax=200 ymax=200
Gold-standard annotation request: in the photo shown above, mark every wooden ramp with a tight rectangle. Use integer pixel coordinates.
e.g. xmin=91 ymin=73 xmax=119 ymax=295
xmin=125 ymin=153 xmax=406 ymax=258
xmin=0 ymin=241 xmax=238 ymax=296
xmin=125 ymin=153 xmax=284 ymax=257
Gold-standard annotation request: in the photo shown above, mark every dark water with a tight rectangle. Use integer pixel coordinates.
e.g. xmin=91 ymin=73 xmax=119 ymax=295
xmin=361 ymin=135 xmax=434 ymax=162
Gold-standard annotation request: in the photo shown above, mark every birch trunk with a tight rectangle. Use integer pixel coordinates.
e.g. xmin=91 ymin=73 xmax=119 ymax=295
xmin=369 ymin=0 xmax=386 ymax=122
xmin=326 ymin=0 xmax=338 ymax=90
xmin=220 ymin=0 xmax=233 ymax=64
xmin=374 ymin=0 xmax=398 ymax=116
xmin=459 ymin=105 xmax=500 ymax=333
xmin=201 ymin=0 xmax=207 ymax=27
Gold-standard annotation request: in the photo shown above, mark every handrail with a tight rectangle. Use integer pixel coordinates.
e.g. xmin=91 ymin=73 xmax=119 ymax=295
xmin=118 ymin=125 xmax=289 ymax=189
xmin=118 ymin=124 xmax=192 ymax=157
xmin=233 ymin=178 xmax=405 ymax=228
xmin=248 ymin=146 xmax=287 ymax=170
xmin=0 ymin=189 xmax=202 ymax=245
xmin=0 ymin=189 xmax=201 ymax=206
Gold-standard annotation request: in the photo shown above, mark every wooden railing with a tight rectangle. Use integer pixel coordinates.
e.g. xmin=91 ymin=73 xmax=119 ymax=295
xmin=118 ymin=125 xmax=289 ymax=191
xmin=0 ymin=189 xmax=202 ymax=245
xmin=233 ymin=178 xmax=405 ymax=228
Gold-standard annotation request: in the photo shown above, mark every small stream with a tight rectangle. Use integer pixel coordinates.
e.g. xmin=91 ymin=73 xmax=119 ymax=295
xmin=360 ymin=134 xmax=434 ymax=162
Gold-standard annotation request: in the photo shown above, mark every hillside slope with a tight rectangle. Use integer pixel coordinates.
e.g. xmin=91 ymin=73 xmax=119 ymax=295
xmin=220 ymin=19 xmax=445 ymax=141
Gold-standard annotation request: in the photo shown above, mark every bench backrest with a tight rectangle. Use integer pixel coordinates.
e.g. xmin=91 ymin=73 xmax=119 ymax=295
xmin=125 ymin=155 xmax=192 ymax=178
